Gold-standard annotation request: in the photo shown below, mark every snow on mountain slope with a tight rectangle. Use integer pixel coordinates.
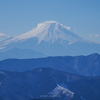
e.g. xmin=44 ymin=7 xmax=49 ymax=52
xmin=0 ymin=33 xmax=10 ymax=41
xmin=0 ymin=21 xmax=100 ymax=57
xmin=1 ymin=21 xmax=87 ymax=46
xmin=0 ymin=33 xmax=12 ymax=49
xmin=18 ymin=21 xmax=85 ymax=44
xmin=49 ymin=83 xmax=74 ymax=98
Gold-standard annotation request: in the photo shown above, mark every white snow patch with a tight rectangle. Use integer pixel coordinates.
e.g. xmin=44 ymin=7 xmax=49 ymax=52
xmin=49 ymin=83 xmax=74 ymax=98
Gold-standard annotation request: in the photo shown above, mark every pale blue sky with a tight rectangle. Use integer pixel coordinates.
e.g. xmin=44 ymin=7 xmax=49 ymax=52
xmin=0 ymin=0 xmax=100 ymax=43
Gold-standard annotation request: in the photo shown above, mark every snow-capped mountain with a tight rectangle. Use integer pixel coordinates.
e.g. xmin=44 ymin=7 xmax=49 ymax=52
xmin=1 ymin=21 xmax=86 ymax=45
xmin=0 ymin=21 xmax=100 ymax=58
xmin=49 ymin=83 xmax=74 ymax=99
xmin=49 ymin=83 xmax=86 ymax=100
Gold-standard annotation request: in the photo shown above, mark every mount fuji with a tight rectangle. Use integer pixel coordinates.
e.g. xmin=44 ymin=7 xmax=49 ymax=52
xmin=0 ymin=21 xmax=100 ymax=59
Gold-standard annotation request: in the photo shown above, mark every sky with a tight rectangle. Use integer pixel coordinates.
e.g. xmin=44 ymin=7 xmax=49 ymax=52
xmin=0 ymin=0 xmax=100 ymax=43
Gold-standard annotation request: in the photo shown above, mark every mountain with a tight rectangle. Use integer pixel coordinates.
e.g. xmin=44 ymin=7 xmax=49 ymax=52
xmin=0 ymin=53 xmax=100 ymax=76
xmin=0 ymin=21 xmax=100 ymax=59
xmin=0 ymin=21 xmax=85 ymax=45
xmin=49 ymin=84 xmax=75 ymax=100
xmin=0 ymin=33 xmax=13 ymax=50
xmin=0 ymin=33 xmax=10 ymax=41
xmin=0 ymin=68 xmax=100 ymax=100
xmin=0 ymin=48 xmax=45 ymax=60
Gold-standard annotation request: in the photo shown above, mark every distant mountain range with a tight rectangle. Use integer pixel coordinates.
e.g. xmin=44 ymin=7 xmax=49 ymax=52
xmin=0 ymin=21 xmax=100 ymax=100
xmin=0 ymin=21 xmax=100 ymax=60
xmin=0 ymin=53 xmax=100 ymax=76
xmin=0 ymin=68 xmax=100 ymax=100
xmin=0 ymin=48 xmax=45 ymax=60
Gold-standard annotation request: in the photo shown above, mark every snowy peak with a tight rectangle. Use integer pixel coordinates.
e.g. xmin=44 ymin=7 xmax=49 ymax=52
xmin=35 ymin=21 xmax=67 ymax=43
xmin=49 ymin=83 xmax=74 ymax=98
xmin=0 ymin=21 xmax=93 ymax=56
xmin=38 ymin=21 xmax=71 ymax=30
xmin=9 ymin=21 xmax=85 ymax=45
xmin=35 ymin=21 xmax=72 ymax=43
xmin=36 ymin=21 xmax=70 ymax=31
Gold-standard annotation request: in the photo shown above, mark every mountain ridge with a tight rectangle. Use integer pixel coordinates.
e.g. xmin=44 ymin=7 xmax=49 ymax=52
xmin=0 ymin=53 xmax=100 ymax=76
xmin=0 ymin=68 xmax=100 ymax=100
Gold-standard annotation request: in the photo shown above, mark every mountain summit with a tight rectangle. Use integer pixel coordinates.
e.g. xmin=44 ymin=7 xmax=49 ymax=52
xmin=4 ymin=21 xmax=85 ymax=45
xmin=0 ymin=21 xmax=100 ymax=58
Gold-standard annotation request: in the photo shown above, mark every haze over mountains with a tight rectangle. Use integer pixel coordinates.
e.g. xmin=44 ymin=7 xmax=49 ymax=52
xmin=0 ymin=21 xmax=100 ymax=60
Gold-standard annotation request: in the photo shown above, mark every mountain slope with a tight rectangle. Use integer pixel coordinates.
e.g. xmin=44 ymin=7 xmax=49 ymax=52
xmin=0 ymin=21 xmax=100 ymax=58
xmin=49 ymin=84 xmax=75 ymax=100
xmin=1 ymin=21 xmax=85 ymax=44
xmin=0 ymin=53 xmax=100 ymax=76
xmin=0 ymin=33 xmax=13 ymax=50
xmin=0 ymin=33 xmax=10 ymax=41
xmin=0 ymin=68 xmax=100 ymax=100
xmin=0 ymin=48 xmax=45 ymax=60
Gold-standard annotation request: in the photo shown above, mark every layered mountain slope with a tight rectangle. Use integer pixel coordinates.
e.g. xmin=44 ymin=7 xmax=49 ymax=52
xmin=0 ymin=68 xmax=100 ymax=100
xmin=0 ymin=33 xmax=10 ymax=41
xmin=0 ymin=53 xmax=100 ymax=76
xmin=0 ymin=21 xmax=100 ymax=58
xmin=1 ymin=21 xmax=85 ymax=45
xmin=0 ymin=33 xmax=13 ymax=49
